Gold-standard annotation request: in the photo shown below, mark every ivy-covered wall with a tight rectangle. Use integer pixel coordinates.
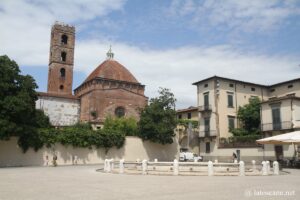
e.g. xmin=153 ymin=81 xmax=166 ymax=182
xmin=0 ymin=136 xmax=180 ymax=167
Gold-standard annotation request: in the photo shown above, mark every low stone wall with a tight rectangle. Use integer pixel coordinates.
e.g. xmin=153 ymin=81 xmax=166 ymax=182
xmin=0 ymin=137 xmax=179 ymax=167
xmin=199 ymin=140 xmax=295 ymax=163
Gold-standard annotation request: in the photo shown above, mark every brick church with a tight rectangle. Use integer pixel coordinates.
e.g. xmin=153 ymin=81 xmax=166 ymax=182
xmin=36 ymin=22 xmax=147 ymax=128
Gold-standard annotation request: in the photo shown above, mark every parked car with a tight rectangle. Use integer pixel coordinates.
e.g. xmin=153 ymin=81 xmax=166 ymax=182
xmin=179 ymin=152 xmax=203 ymax=162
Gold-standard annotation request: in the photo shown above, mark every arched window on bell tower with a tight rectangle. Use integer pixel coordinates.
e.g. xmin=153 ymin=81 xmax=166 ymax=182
xmin=60 ymin=68 xmax=66 ymax=78
xmin=61 ymin=34 xmax=68 ymax=45
xmin=61 ymin=52 xmax=66 ymax=62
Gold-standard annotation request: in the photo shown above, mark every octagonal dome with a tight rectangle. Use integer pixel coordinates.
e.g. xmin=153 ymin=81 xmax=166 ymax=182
xmin=84 ymin=60 xmax=139 ymax=83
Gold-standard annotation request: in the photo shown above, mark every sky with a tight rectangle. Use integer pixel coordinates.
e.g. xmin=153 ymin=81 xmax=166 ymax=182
xmin=0 ymin=0 xmax=300 ymax=109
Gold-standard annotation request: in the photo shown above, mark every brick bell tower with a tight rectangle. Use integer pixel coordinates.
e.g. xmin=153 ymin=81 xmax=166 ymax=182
xmin=47 ymin=22 xmax=75 ymax=95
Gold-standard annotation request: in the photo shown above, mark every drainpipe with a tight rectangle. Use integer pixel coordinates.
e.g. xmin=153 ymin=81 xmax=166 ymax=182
xmin=291 ymin=98 xmax=294 ymax=129
xmin=214 ymin=79 xmax=220 ymax=144
xmin=235 ymin=82 xmax=238 ymax=128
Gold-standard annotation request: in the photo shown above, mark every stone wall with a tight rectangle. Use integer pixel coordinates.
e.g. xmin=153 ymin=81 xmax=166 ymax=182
xmin=36 ymin=95 xmax=80 ymax=126
xmin=199 ymin=140 xmax=295 ymax=163
xmin=0 ymin=137 xmax=179 ymax=167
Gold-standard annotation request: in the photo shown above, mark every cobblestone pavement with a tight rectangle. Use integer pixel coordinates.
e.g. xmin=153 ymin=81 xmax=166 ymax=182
xmin=0 ymin=165 xmax=299 ymax=200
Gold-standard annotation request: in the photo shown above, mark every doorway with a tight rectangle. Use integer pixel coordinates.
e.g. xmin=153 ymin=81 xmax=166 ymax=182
xmin=274 ymin=145 xmax=284 ymax=160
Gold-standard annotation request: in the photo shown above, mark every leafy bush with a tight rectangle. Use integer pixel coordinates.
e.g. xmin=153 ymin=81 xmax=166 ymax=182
xmin=17 ymin=123 xmax=126 ymax=152
xmin=103 ymin=116 xmax=138 ymax=136
xmin=177 ymin=119 xmax=198 ymax=128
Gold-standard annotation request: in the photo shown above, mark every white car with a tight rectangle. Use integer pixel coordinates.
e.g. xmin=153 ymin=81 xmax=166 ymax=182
xmin=179 ymin=152 xmax=203 ymax=162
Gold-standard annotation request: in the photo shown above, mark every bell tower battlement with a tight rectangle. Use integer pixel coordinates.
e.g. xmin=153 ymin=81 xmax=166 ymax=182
xmin=47 ymin=21 xmax=75 ymax=95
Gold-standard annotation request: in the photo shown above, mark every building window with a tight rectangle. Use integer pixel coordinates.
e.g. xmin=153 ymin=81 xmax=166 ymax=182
xmin=204 ymin=83 xmax=208 ymax=88
xmin=227 ymin=92 xmax=234 ymax=108
xmin=59 ymin=85 xmax=64 ymax=90
xmin=228 ymin=116 xmax=235 ymax=130
xmin=204 ymin=117 xmax=210 ymax=137
xmin=61 ymin=34 xmax=68 ymax=45
xmin=60 ymin=68 xmax=65 ymax=78
xmin=288 ymin=84 xmax=293 ymax=89
xmin=205 ymin=142 xmax=210 ymax=153
xmin=229 ymin=83 xmax=234 ymax=88
xmin=204 ymin=92 xmax=209 ymax=107
xmin=271 ymin=105 xmax=281 ymax=130
xmin=61 ymin=52 xmax=67 ymax=62
xmin=178 ymin=114 xmax=182 ymax=119
xmin=187 ymin=113 xmax=191 ymax=119
xmin=251 ymin=87 xmax=255 ymax=91
xmin=115 ymin=107 xmax=125 ymax=118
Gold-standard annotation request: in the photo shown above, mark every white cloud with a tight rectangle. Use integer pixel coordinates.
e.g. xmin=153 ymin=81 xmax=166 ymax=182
xmin=168 ymin=0 xmax=300 ymax=32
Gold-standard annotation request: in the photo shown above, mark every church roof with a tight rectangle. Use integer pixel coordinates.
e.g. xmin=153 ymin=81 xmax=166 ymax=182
xmin=84 ymin=59 xmax=139 ymax=84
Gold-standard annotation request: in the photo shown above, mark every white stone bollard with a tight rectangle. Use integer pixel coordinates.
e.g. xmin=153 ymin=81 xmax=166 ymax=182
xmin=214 ymin=160 xmax=218 ymax=164
xmin=154 ymin=158 xmax=158 ymax=163
xmin=266 ymin=161 xmax=270 ymax=174
xmin=104 ymin=159 xmax=108 ymax=172
xmin=142 ymin=159 xmax=147 ymax=175
xmin=273 ymin=161 xmax=279 ymax=175
xmin=208 ymin=161 xmax=214 ymax=176
xmin=173 ymin=159 xmax=179 ymax=175
xmin=239 ymin=161 xmax=245 ymax=176
xmin=262 ymin=161 xmax=268 ymax=176
xmin=234 ymin=159 xmax=238 ymax=164
xmin=251 ymin=160 xmax=256 ymax=171
xmin=111 ymin=159 xmax=114 ymax=171
xmin=119 ymin=159 xmax=124 ymax=174
xmin=107 ymin=159 xmax=111 ymax=173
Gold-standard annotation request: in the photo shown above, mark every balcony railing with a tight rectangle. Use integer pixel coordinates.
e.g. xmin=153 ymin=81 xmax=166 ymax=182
xmin=261 ymin=121 xmax=293 ymax=132
xmin=199 ymin=130 xmax=217 ymax=138
xmin=198 ymin=105 xmax=212 ymax=112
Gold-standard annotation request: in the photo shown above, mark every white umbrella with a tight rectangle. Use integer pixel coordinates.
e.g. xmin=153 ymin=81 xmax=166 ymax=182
xmin=256 ymin=131 xmax=300 ymax=144
xmin=256 ymin=131 xmax=300 ymax=159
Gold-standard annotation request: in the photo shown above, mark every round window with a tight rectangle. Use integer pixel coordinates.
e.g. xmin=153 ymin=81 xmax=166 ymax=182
xmin=115 ymin=107 xmax=125 ymax=118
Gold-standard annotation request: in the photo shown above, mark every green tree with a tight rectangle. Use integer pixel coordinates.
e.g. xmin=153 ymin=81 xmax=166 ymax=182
xmin=230 ymin=97 xmax=261 ymax=137
xmin=0 ymin=55 xmax=38 ymax=140
xmin=0 ymin=55 xmax=53 ymax=152
xmin=138 ymin=88 xmax=177 ymax=144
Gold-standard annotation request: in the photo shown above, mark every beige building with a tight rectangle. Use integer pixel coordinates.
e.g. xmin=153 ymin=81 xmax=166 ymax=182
xmin=192 ymin=76 xmax=299 ymax=161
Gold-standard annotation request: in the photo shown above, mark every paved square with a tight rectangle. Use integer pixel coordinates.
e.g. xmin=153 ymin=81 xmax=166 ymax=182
xmin=0 ymin=165 xmax=299 ymax=200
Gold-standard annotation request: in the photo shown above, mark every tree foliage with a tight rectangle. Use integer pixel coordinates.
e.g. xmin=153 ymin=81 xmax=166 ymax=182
xmin=34 ymin=124 xmax=125 ymax=152
xmin=177 ymin=119 xmax=198 ymax=129
xmin=138 ymin=88 xmax=177 ymax=144
xmin=0 ymin=55 xmax=39 ymax=140
xmin=103 ymin=116 xmax=138 ymax=136
xmin=230 ymin=97 xmax=261 ymax=137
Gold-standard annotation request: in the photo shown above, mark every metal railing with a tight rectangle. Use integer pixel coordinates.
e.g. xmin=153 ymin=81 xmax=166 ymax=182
xmin=199 ymin=130 xmax=217 ymax=137
xmin=198 ymin=105 xmax=212 ymax=111
xmin=261 ymin=121 xmax=293 ymax=131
